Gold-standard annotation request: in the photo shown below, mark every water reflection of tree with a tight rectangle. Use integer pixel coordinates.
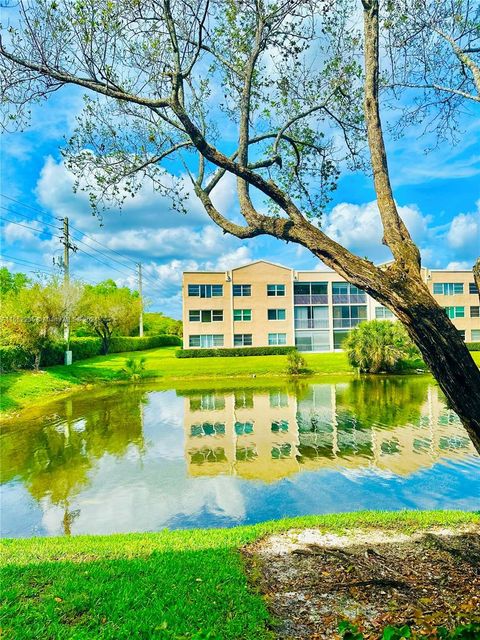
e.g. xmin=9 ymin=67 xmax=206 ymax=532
xmin=1 ymin=388 xmax=146 ymax=533
xmin=296 ymin=378 xmax=428 ymax=462
xmin=336 ymin=377 xmax=427 ymax=428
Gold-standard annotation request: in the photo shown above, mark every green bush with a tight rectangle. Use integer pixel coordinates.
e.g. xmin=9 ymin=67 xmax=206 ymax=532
xmin=344 ymin=320 xmax=419 ymax=374
xmin=466 ymin=342 xmax=480 ymax=351
xmin=0 ymin=335 xmax=181 ymax=371
xmin=285 ymin=350 xmax=309 ymax=375
xmin=176 ymin=345 xmax=296 ymax=358
xmin=109 ymin=335 xmax=181 ymax=353
xmin=0 ymin=345 xmax=33 ymax=372
xmin=339 ymin=621 xmax=480 ymax=639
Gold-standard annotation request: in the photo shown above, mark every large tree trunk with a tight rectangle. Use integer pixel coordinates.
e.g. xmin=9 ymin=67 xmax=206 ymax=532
xmin=388 ymin=276 xmax=480 ymax=453
xmin=361 ymin=0 xmax=480 ymax=453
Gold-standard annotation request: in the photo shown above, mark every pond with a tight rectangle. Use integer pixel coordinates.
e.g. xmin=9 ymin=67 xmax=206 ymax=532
xmin=1 ymin=376 xmax=479 ymax=537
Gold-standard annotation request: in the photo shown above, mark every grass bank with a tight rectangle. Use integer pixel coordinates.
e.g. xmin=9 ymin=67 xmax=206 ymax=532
xmin=2 ymin=347 xmax=479 ymax=416
xmin=1 ymin=510 xmax=478 ymax=640
xmin=0 ymin=347 xmax=353 ymax=414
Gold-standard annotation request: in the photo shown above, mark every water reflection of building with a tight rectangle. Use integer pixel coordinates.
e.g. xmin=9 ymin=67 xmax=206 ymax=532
xmin=184 ymin=384 xmax=476 ymax=481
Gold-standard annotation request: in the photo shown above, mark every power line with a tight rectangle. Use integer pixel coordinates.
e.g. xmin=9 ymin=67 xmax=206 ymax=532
xmin=0 ymin=195 xmax=165 ymax=293
xmin=0 ymin=194 xmax=139 ymax=267
xmin=0 ymin=216 xmax=58 ymax=238
xmin=1 ymin=254 xmax=61 ymax=275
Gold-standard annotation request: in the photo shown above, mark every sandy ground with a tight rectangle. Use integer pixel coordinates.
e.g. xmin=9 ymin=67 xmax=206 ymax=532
xmin=244 ymin=525 xmax=480 ymax=639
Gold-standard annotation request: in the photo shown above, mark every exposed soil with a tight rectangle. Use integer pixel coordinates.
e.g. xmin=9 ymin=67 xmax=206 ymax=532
xmin=243 ymin=525 xmax=480 ymax=639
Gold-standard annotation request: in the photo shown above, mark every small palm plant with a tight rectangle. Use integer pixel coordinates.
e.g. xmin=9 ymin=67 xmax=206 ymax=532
xmin=344 ymin=320 xmax=419 ymax=374
xmin=285 ymin=349 xmax=308 ymax=375
xmin=121 ymin=356 xmax=146 ymax=381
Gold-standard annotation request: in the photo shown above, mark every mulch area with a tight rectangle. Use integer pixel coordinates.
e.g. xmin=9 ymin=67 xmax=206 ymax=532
xmin=243 ymin=525 xmax=480 ymax=639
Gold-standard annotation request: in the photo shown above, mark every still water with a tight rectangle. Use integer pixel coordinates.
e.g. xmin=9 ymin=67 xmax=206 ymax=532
xmin=1 ymin=377 xmax=479 ymax=537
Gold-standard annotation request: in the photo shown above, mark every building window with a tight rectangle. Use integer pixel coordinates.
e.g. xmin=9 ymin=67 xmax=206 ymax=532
xmin=333 ymin=305 xmax=367 ymax=328
xmin=458 ymin=330 xmax=466 ymax=340
xmin=268 ymin=332 xmax=287 ymax=345
xmin=234 ymin=390 xmax=254 ymax=409
xmin=233 ymin=284 xmax=251 ymax=296
xmin=294 ymin=306 xmax=328 ymax=329
xmin=188 ymin=284 xmax=223 ymax=298
xmin=332 ymin=282 xmax=366 ymax=304
xmin=189 ymin=334 xmax=224 ymax=348
xmin=269 ymin=391 xmax=288 ymax=408
xmin=190 ymin=394 xmax=225 ymax=411
xmin=294 ymin=282 xmax=328 ymax=304
xmin=471 ymin=329 xmax=480 ymax=342
xmin=190 ymin=422 xmax=226 ymax=437
xmin=268 ymin=308 xmax=286 ymax=320
xmin=189 ymin=310 xmax=223 ymax=322
xmin=271 ymin=420 xmax=289 ymax=433
xmin=444 ymin=306 xmax=465 ymax=319
xmin=375 ymin=306 xmax=395 ymax=319
xmin=233 ymin=309 xmax=252 ymax=321
xmin=469 ymin=282 xmax=479 ymax=295
xmin=267 ymin=284 xmax=285 ymax=296
xmin=295 ymin=330 xmax=329 ymax=352
xmin=235 ymin=421 xmax=254 ymax=435
xmin=234 ymin=333 xmax=252 ymax=347
xmin=333 ymin=330 xmax=349 ymax=350
xmin=433 ymin=283 xmax=464 ymax=295
xmin=470 ymin=306 xmax=480 ymax=318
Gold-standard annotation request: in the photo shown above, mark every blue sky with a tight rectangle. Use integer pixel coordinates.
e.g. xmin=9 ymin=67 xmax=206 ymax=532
xmin=1 ymin=85 xmax=479 ymax=319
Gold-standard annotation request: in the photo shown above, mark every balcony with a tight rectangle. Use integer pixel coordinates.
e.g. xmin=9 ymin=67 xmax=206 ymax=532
xmin=294 ymin=319 xmax=329 ymax=329
xmin=333 ymin=318 xmax=364 ymax=329
xmin=332 ymin=293 xmax=366 ymax=304
xmin=294 ymin=294 xmax=328 ymax=305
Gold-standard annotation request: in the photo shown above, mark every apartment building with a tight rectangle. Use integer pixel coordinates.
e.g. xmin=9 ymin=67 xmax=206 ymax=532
xmin=182 ymin=260 xmax=480 ymax=351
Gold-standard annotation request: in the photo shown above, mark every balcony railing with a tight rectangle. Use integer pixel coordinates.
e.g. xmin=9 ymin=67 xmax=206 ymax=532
xmin=332 ymin=294 xmax=366 ymax=304
xmin=333 ymin=318 xmax=364 ymax=329
xmin=294 ymin=294 xmax=329 ymax=305
xmin=294 ymin=319 xmax=329 ymax=329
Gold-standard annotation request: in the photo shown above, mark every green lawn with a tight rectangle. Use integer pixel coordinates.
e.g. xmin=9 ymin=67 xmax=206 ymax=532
xmin=1 ymin=510 xmax=478 ymax=640
xmin=2 ymin=347 xmax=479 ymax=416
xmin=0 ymin=347 xmax=352 ymax=414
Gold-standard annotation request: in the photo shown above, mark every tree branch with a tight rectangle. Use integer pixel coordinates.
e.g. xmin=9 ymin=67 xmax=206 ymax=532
xmin=0 ymin=38 xmax=172 ymax=109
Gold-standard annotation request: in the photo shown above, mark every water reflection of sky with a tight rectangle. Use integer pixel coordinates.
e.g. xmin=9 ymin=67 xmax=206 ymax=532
xmin=1 ymin=379 xmax=479 ymax=538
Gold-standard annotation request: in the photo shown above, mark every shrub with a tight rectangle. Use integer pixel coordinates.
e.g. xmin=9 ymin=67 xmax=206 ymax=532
xmin=121 ymin=356 xmax=147 ymax=381
xmin=0 ymin=335 xmax=181 ymax=371
xmin=0 ymin=345 xmax=33 ymax=372
xmin=344 ymin=320 xmax=419 ymax=374
xmin=339 ymin=621 xmax=480 ymax=639
xmin=109 ymin=335 xmax=181 ymax=353
xmin=176 ymin=346 xmax=296 ymax=358
xmin=466 ymin=342 xmax=480 ymax=351
xmin=285 ymin=350 xmax=308 ymax=375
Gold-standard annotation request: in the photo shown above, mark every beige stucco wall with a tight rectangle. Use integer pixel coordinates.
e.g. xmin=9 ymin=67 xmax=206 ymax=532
xmin=231 ymin=262 xmax=294 ymax=347
xmin=182 ymin=271 xmax=232 ymax=348
xmin=182 ymin=261 xmax=480 ymax=350
xmin=426 ymin=270 xmax=480 ymax=341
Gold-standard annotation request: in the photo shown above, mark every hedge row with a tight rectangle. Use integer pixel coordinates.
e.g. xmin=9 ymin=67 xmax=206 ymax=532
xmin=467 ymin=342 xmax=480 ymax=351
xmin=0 ymin=335 xmax=182 ymax=372
xmin=176 ymin=345 xmax=296 ymax=358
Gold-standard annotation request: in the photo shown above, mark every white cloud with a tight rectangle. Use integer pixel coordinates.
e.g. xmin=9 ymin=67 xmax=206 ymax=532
xmin=446 ymin=261 xmax=471 ymax=270
xmin=322 ymin=200 xmax=430 ymax=263
xmin=446 ymin=207 xmax=479 ymax=256
xmin=2 ymin=220 xmax=44 ymax=244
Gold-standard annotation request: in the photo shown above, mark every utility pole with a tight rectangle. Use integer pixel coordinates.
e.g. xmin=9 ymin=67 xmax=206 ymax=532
xmin=61 ymin=217 xmax=73 ymax=364
xmin=63 ymin=217 xmax=70 ymax=283
xmin=138 ymin=262 xmax=144 ymax=337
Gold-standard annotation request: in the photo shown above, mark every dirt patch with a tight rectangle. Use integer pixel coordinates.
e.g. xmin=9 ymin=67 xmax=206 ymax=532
xmin=244 ymin=525 xmax=480 ymax=639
